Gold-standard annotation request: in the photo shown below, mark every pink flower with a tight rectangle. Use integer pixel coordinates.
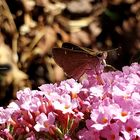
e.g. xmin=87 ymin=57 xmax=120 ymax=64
xmin=25 ymin=131 xmax=36 ymax=140
xmin=0 ymin=129 xmax=14 ymax=140
xmin=39 ymin=83 xmax=58 ymax=93
xmin=59 ymin=79 xmax=83 ymax=93
xmin=52 ymin=94 xmax=77 ymax=114
xmin=0 ymin=107 xmax=14 ymax=124
xmin=78 ymin=127 xmax=100 ymax=140
xmin=34 ymin=112 xmax=55 ymax=132
xmin=16 ymin=88 xmax=42 ymax=112
xmin=100 ymin=124 xmax=121 ymax=140
xmin=89 ymin=85 xmax=104 ymax=99
xmin=1 ymin=62 xmax=140 ymax=139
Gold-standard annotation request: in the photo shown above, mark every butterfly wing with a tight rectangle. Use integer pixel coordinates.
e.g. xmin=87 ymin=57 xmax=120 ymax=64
xmin=62 ymin=42 xmax=82 ymax=51
xmin=52 ymin=47 xmax=100 ymax=79
xmin=62 ymin=42 xmax=103 ymax=56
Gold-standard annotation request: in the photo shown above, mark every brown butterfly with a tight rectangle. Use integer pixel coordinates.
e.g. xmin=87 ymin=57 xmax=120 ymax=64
xmin=52 ymin=42 xmax=115 ymax=79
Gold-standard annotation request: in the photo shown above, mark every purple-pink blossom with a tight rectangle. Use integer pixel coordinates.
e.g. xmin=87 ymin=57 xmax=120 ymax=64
xmin=1 ymin=63 xmax=140 ymax=139
xmin=34 ymin=112 xmax=55 ymax=132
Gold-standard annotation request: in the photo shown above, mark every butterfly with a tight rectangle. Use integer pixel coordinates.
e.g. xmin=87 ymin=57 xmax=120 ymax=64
xmin=52 ymin=42 xmax=116 ymax=79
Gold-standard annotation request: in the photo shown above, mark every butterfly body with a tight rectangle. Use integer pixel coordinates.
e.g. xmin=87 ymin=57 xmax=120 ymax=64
xmin=52 ymin=43 xmax=105 ymax=79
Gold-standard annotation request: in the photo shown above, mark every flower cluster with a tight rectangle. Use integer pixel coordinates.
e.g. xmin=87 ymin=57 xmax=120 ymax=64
xmin=1 ymin=63 xmax=140 ymax=140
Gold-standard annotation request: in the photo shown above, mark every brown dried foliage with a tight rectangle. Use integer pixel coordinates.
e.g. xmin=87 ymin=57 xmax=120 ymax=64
xmin=0 ymin=0 xmax=140 ymax=105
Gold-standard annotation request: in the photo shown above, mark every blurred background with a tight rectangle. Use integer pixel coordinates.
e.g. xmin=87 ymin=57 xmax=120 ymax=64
xmin=0 ymin=0 xmax=140 ymax=106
